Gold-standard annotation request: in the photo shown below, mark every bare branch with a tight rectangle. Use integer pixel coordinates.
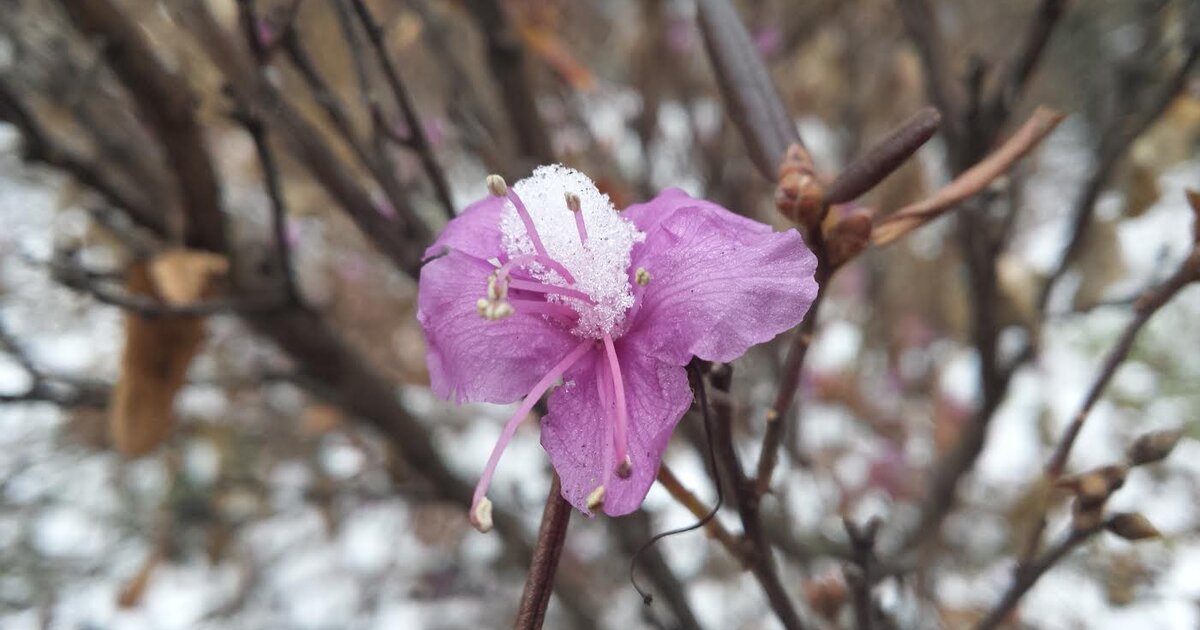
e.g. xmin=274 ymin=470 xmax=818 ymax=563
xmin=514 ymin=474 xmax=571 ymax=630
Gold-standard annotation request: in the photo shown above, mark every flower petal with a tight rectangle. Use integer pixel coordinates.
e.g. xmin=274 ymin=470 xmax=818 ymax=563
xmin=624 ymin=199 xmax=818 ymax=364
xmin=621 ymin=187 xmax=770 ymax=237
xmin=541 ymin=341 xmax=692 ymax=516
xmin=418 ymin=249 xmax=578 ymax=404
xmin=423 ymin=195 xmax=505 ymax=260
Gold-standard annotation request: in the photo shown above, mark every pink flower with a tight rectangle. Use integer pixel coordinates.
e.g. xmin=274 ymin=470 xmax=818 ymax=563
xmin=418 ymin=166 xmax=818 ymax=531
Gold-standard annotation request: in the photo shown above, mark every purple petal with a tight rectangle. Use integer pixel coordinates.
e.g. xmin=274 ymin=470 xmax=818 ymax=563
xmin=418 ymin=249 xmax=578 ymax=404
xmin=541 ymin=341 xmax=692 ymax=516
xmin=621 ymin=187 xmax=771 ymax=237
xmin=624 ymin=193 xmax=819 ymax=364
xmin=423 ymin=195 xmax=504 ymax=260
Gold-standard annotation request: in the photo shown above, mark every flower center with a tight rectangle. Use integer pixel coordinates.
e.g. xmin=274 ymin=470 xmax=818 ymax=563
xmin=484 ymin=165 xmax=644 ymax=339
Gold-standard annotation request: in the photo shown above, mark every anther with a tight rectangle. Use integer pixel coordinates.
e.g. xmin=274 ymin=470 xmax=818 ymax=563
xmin=617 ymin=455 xmax=633 ymax=479
xmin=586 ymin=485 xmax=606 ymax=511
xmin=486 ymin=174 xmax=508 ymax=197
xmin=471 ymin=497 xmax=494 ymax=533
xmin=635 ymin=267 xmax=651 ymax=286
xmin=566 ymin=191 xmax=588 ymax=244
xmin=565 ymin=191 xmax=582 ymax=213
xmin=476 ymin=298 xmax=489 ymax=317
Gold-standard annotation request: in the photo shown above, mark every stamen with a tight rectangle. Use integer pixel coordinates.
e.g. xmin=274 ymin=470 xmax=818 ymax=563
xmin=508 ymin=279 xmax=596 ymax=304
xmin=489 ymin=173 xmax=549 ymax=259
xmin=602 ymin=334 xmax=632 ymax=479
xmin=508 ymin=297 xmax=579 ymax=321
xmin=635 ymin=267 xmax=651 ymax=286
xmin=565 ymin=191 xmax=588 ymax=245
xmin=587 ymin=485 xmax=606 ymax=511
xmin=470 ymin=340 xmax=595 ymax=533
xmin=496 ymin=254 xmax=576 ymax=286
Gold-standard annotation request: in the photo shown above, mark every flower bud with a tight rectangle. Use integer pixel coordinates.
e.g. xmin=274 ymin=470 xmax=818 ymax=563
xmin=804 ymin=575 xmax=847 ymax=621
xmin=823 ymin=205 xmax=873 ymax=268
xmin=775 ymin=144 xmax=825 ymax=229
xmin=1106 ymin=512 xmax=1161 ymax=541
xmin=1126 ymin=428 xmax=1183 ymax=466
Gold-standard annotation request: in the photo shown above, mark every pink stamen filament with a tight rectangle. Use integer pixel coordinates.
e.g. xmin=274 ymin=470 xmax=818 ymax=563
xmin=508 ymin=279 xmax=595 ymax=304
xmin=573 ymin=210 xmax=588 ymax=245
xmin=508 ymin=298 xmax=578 ymax=321
xmin=471 ymin=340 xmax=595 ymax=519
xmin=507 ymin=189 xmax=549 ymax=259
xmin=602 ymin=334 xmax=631 ymax=478
xmin=496 ymin=253 xmax=576 ymax=286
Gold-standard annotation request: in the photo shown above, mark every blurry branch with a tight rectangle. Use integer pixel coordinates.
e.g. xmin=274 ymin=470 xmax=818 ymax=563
xmin=229 ymin=108 xmax=299 ymax=305
xmin=515 ymin=474 xmax=570 ymax=630
xmin=894 ymin=0 xmax=961 ymax=138
xmin=656 ymin=464 xmax=748 ymax=564
xmin=988 ymin=0 xmax=1068 ymax=124
xmin=610 ymin=513 xmax=704 ymax=630
xmin=872 ymin=107 xmax=1064 ymax=246
xmin=1045 ymin=247 xmax=1200 ymax=477
xmin=0 ymin=82 xmax=163 ymax=235
xmin=460 ymin=0 xmax=554 ymax=166
xmin=1038 ymin=44 xmax=1200 ymax=311
xmin=47 ymin=257 xmax=283 ymax=317
xmin=170 ymin=0 xmax=432 ymax=278
xmin=703 ymin=368 xmax=808 ymax=630
xmin=843 ymin=518 xmax=882 ymax=630
xmin=975 ymin=519 xmax=1103 ymax=630
xmin=825 ymin=107 xmax=942 ymax=205
xmin=695 ymin=0 xmax=802 ymax=180
xmin=347 ymin=0 xmax=455 ymax=221
xmin=0 ymin=319 xmax=109 ymax=409
xmin=56 ymin=0 xmax=226 ymax=250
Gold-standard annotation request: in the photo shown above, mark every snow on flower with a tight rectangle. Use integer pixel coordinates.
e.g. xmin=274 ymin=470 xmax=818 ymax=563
xmin=417 ymin=165 xmax=819 ymax=531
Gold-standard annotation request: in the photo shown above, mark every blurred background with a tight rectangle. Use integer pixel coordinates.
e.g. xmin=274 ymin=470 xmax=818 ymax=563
xmin=0 ymin=0 xmax=1198 ymax=628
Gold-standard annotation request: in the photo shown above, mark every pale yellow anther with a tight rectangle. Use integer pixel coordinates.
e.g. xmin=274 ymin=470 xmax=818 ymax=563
xmin=476 ymin=298 xmax=490 ymax=317
xmin=616 ymin=455 xmax=633 ymax=479
xmin=471 ymin=497 xmax=494 ymax=533
xmin=489 ymin=302 xmax=514 ymax=320
xmin=635 ymin=267 xmax=651 ymax=286
xmin=486 ymin=174 xmax=508 ymax=198
xmin=586 ymin=485 xmax=606 ymax=511
xmin=564 ymin=191 xmax=582 ymax=213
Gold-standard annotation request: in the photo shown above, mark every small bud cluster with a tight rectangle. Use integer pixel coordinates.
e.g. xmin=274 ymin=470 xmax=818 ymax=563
xmin=822 ymin=205 xmax=873 ymax=269
xmin=1058 ymin=426 xmax=1182 ymax=538
xmin=775 ymin=144 xmax=825 ymax=230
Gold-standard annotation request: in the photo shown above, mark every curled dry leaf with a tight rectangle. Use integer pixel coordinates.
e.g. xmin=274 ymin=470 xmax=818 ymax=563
xmin=110 ymin=250 xmax=227 ymax=457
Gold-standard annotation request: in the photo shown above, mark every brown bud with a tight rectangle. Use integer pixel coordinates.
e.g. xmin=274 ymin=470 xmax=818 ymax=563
xmin=1106 ymin=513 xmax=1161 ymax=541
xmin=1072 ymin=501 xmax=1105 ymax=532
xmin=1074 ymin=472 xmax=1110 ymax=507
xmin=804 ymin=575 xmax=847 ymax=621
xmin=823 ymin=206 xmax=874 ymax=268
xmin=1127 ymin=428 xmax=1183 ymax=466
xmin=775 ymin=144 xmax=825 ymax=228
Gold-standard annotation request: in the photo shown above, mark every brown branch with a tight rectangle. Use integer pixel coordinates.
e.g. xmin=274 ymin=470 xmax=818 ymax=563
xmin=704 ymin=369 xmax=809 ymax=630
xmin=843 ymin=518 xmax=882 ymax=630
xmin=894 ymin=0 xmax=961 ymax=135
xmin=514 ymin=474 xmax=571 ymax=630
xmin=989 ymin=0 xmax=1068 ymax=121
xmin=695 ymin=0 xmax=802 ymax=180
xmin=57 ymin=0 xmax=225 ymax=250
xmin=348 ymin=0 xmax=456 ymax=221
xmin=825 ymin=107 xmax=942 ymax=205
xmin=872 ymin=107 xmax=1064 ymax=246
xmin=1044 ymin=250 xmax=1200 ymax=477
xmin=460 ymin=0 xmax=554 ymax=166
xmin=1038 ymin=44 xmax=1200 ymax=310
xmin=975 ymin=520 xmax=1104 ymax=630
xmin=656 ymin=464 xmax=748 ymax=563
xmin=170 ymin=0 xmax=432 ymax=277
xmin=232 ymin=110 xmax=299 ymax=305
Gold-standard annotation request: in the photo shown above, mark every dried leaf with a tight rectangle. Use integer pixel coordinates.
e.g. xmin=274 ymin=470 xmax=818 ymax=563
xmin=117 ymin=548 xmax=163 ymax=608
xmin=109 ymin=260 xmax=214 ymax=457
xmin=148 ymin=248 xmax=229 ymax=306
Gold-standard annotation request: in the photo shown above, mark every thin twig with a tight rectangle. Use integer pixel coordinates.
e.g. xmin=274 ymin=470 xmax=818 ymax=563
xmin=514 ymin=474 xmax=571 ymax=630
xmin=236 ymin=110 xmax=300 ymax=305
xmin=975 ymin=521 xmax=1105 ymax=630
xmin=656 ymin=465 xmax=747 ymax=564
xmin=347 ymin=0 xmax=456 ymax=221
